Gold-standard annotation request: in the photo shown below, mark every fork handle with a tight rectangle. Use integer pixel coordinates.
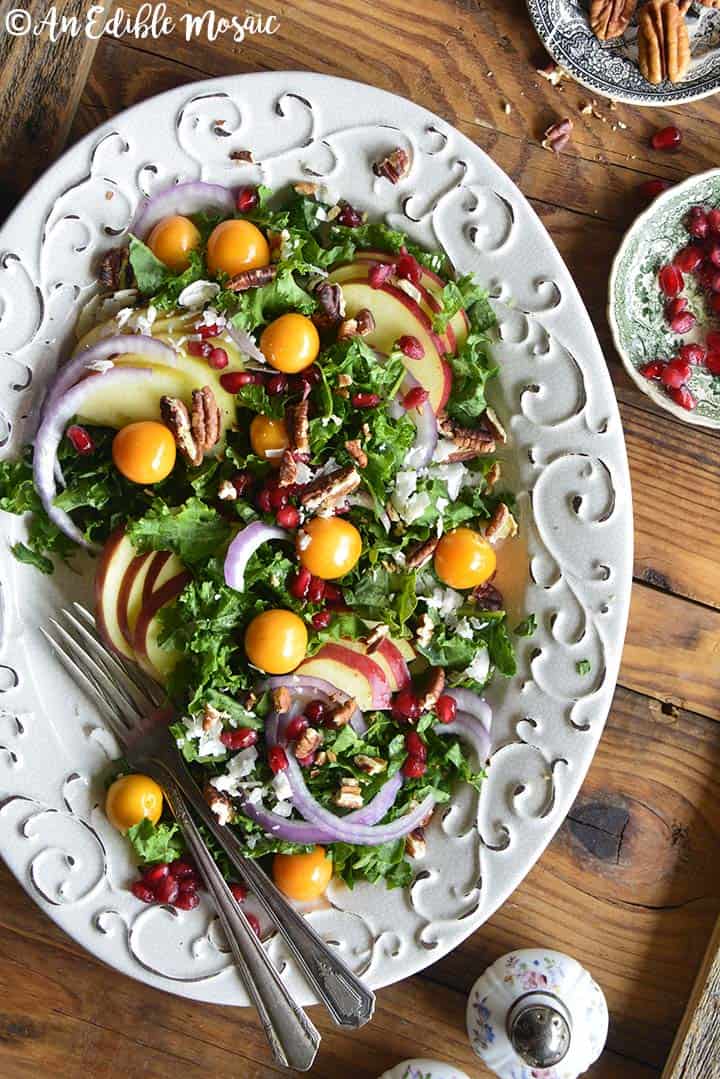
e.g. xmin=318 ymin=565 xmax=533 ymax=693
xmin=157 ymin=771 xmax=320 ymax=1072
xmin=154 ymin=750 xmax=375 ymax=1028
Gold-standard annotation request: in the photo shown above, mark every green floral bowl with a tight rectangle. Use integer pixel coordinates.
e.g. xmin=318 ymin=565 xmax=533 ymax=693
xmin=609 ymin=168 xmax=720 ymax=429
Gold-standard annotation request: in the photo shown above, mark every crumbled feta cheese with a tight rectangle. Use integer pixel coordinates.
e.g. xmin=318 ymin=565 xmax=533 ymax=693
xmin=272 ymin=770 xmax=293 ymax=801
xmin=294 ymin=461 xmax=315 ymax=485
xmin=431 ymin=462 xmax=468 ymax=500
xmin=432 ymin=438 xmax=460 ymax=463
xmin=274 ymin=800 xmax=294 ymax=818
xmin=422 ymin=586 xmax=464 ymax=624
xmin=115 ymin=307 xmax=134 ymax=328
xmin=465 ymin=648 xmax=490 ymax=683
xmin=200 ymin=306 xmax=226 ymax=329
xmin=178 ymin=279 xmax=221 ymax=309
xmin=246 ymin=786 xmax=264 ymax=806
xmin=182 ymin=711 xmax=226 ymax=758
xmin=455 ymin=618 xmax=474 ymax=640
xmin=391 ymin=470 xmax=418 ymax=516
xmin=403 ymin=491 xmax=431 ymax=524
xmin=210 ymin=745 xmax=259 ymax=796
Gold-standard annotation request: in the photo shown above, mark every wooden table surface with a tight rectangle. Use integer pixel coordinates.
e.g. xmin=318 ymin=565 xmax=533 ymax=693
xmin=1 ymin=1 xmax=719 ymax=1075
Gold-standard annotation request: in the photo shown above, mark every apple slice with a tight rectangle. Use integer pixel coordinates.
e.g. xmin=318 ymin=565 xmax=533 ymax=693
xmin=296 ymin=641 xmax=391 ymax=711
xmin=117 ymin=549 xmax=159 ymax=649
xmin=333 ymin=636 xmax=412 ymax=693
xmin=133 ymin=570 xmax=191 ymax=682
xmin=336 ymin=281 xmax=451 ymax=413
xmin=95 ymin=529 xmax=141 ymax=660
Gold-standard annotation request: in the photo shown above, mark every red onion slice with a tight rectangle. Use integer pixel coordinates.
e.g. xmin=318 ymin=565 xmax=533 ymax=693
xmin=47 ymin=335 xmax=176 ymax=413
xmin=225 ymin=323 xmax=269 ymax=367
xmin=132 ymin=181 xmax=235 ymax=239
xmin=259 ymin=675 xmax=366 ymax=744
xmin=435 ymin=713 xmax=491 ymax=766
xmin=239 ymin=798 xmax=336 ymax=844
xmin=33 ymin=366 xmax=153 ymax=548
xmin=224 ymin=521 xmax=291 ymax=592
xmin=390 ymin=372 xmax=437 ymax=469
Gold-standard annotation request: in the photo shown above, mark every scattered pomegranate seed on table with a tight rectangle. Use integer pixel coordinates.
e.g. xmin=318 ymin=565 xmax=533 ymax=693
xmin=66 ymin=425 xmax=95 ymax=454
xmin=155 ymin=875 xmax=180 ymax=905
xmin=661 ymin=358 xmax=692 ymax=389
xmin=245 ymin=912 xmax=262 ymax=937
xmin=169 ymin=859 xmax=197 ymax=881
xmin=639 ymin=178 xmax=671 ymax=200
xmin=651 ymin=125 xmax=682 ymax=151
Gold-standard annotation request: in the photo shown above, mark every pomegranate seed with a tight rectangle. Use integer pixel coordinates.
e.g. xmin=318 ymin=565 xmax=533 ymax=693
xmin=197 ymin=322 xmax=221 ymax=339
xmin=142 ymin=863 xmax=170 ymax=886
xmin=289 ymin=567 xmax=312 ymax=600
xmin=706 ymin=351 xmax=720 ymax=375
xmin=398 ymin=335 xmax=425 ymax=360
xmin=709 ymin=294 xmax=720 ymax=315
xmin=269 ymin=485 xmax=289 ymax=510
xmin=661 ymin=358 xmax=692 ymax=388
xmin=687 ymin=209 xmax=710 ymax=239
xmin=276 ymin=505 xmax=300 ymax=528
xmin=268 ymin=745 xmax=288 ymax=773
xmin=639 ymin=178 xmax=671 ymax=200
xmin=368 ymin=262 xmax=395 ymax=289
xmin=66 ymin=425 xmax=95 ymax=454
xmin=155 ymin=876 xmax=179 ymax=905
xmin=405 ymin=730 xmax=427 ymax=761
xmin=236 ymin=186 xmax=259 ymax=213
xmin=245 ymin=912 xmax=262 ymax=937
xmin=402 ymin=386 xmax=429 ymax=410
xmin=668 ymin=385 xmax=696 ymax=410
xmin=232 ymin=471 xmax=253 ymax=497
xmin=285 ymin=715 xmax=308 ymax=741
xmin=305 ymin=700 xmax=326 ymax=724
xmin=230 ymin=882 xmax=248 ymax=903
xmin=665 ymin=297 xmax=688 ymax=320
xmin=337 ymin=203 xmax=363 ymax=227
xmin=220 ymin=371 xmax=260 ymax=392
xmin=679 ymin=343 xmax=707 ymax=365
xmin=297 ymin=752 xmax=316 ymax=768
xmin=312 ymin=610 xmax=332 ymax=629
xmin=396 ymin=252 xmax=422 ymax=285
xmin=174 ymin=891 xmax=200 ymax=910
xmin=257 ymin=488 xmax=272 ymax=514
xmin=651 ymin=125 xmax=682 ymax=151
xmin=308 ymin=576 xmax=326 ymax=604
xmin=707 ymin=242 xmax=720 ymax=269
xmin=708 ymin=209 xmax=720 ymax=234
xmin=208 ymin=347 xmax=229 ymax=370
xmin=403 ymin=756 xmax=427 ymax=779
xmin=706 ymin=331 xmax=720 ymax=350
xmin=351 ymin=392 xmax=381 ymax=408
xmin=670 ymin=312 xmax=696 ymax=334
xmin=131 ymin=881 xmax=156 ymax=904
xmin=436 ymin=694 xmax=457 ymax=724
xmin=187 ymin=340 xmax=213 ymax=358
xmin=169 ymin=859 xmax=197 ymax=880
xmin=392 ymin=688 xmax=420 ymax=720
xmin=267 ymin=373 xmax=288 ymax=396
xmin=658 ymin=264 xmax=684 ymax=297
xmin=220 ymin=727 xmax=258 ymax=750
xmin=674 ymin=247 xmax=703 ymax=273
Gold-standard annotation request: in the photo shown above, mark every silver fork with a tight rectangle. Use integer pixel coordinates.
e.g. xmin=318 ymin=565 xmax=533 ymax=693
xmin=42 ymin=609 xmax=320 ymax=1072
xmin=42 ymin=607 xmax=375 ymax=1022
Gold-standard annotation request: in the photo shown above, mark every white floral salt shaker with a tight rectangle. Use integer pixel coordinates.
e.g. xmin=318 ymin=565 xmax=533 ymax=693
xmin=466 ymin=948 xmax=608 ymax=1079
xmin=379 ymin=1061 xmax=471 ymax=1079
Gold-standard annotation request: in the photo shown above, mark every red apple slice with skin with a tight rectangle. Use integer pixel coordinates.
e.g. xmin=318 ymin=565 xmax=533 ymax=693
xmin=337 ymin=281 xmax=451 ymax=413
xmin=133 ymin=570 xmax=191 ymax=682
xmin=95 ymin=529 xmax=141 ymax=661
xmin=117 ymin=549 xmax=161 ymax=650
xmin=333 ymin=635 xmax=412 ymax=693
xmin=296 ymin=641 xmax=391 ymax=710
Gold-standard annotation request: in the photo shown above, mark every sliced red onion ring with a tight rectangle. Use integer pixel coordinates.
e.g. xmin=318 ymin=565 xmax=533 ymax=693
xmin=259 ymin=675 xmax=366 ymax=743
xmin=224 ymin=521 xmax=291 ymax=592
xmin=285 ymin=752 xmax=434 ymax=845
xmin=436 ymin=714 xmax=491 ymax=765
xmin=225 ymin=323 xmax=269 ymax=367
xmin=47 ymin=335 xmax=176 ymax=413
xmin=390 ymin=372 xmax=437 ymax=469
xmin=239 ymin=798 xmax=335 ymax=844
xmin=33 ymin=367 xmax=153 ymax=548
xmin=132 ymin=181 xmax=235 ymax=239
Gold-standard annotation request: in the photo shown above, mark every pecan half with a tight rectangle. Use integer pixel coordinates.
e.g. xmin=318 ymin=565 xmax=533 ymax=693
xmin=406 ymin=536 xmax=439 ymax=570
xmin=313 ymin=282 xmax=345 ymax=328
xmin=98 ymin=247 xmax=128 ymax=290
xmin=405 ymin=828 xmax=426 ymax=859
xmin=296 ymin=727 xmax=322 ymax=760
xmin=483 ymin=407 xmax=507 ymax=444
xmin=337 ymin=308 xmax=375 ymax=341
xmin=204 ymin=783 xmax=234 ymax=825
xmin=373 ymin=147 xmax=411 ymax=184
xmin=325 ymin=698 xmax=358 ymax=729
xmin=638 ymin=0 xmax=690 ymax=85
xmin=437 ymin=413 xmax=496 ymax=460
xmin=355 ymin=755 xmax=386 ymax=775
xmin=226 ymin=265 xmax=278 ymax=292
xmin=191 ymin=386 xmax=221 ymax=459
xmin=300 ymin=465 xmax=361 ymax=515
xmin=484 ymin=503 xmax=518 ymax=544
xmin=542 ymin=118 xmax=573 ymax=154
xmin=278 ymin=450 xmax=298 ymax=488
xmin=472 ymin=581 xmax=504 ymax=611
xmin=345 ymin=439 xmax=368 ymax=469
xmin=333 ymin=777 xmax=363 ymax=809
xmin=272 ymin=686 xmax=292 ymax=713
xmin=485 ymin=462 xmax=501 ymax=490
xmin=294 ymin=181 xmax=319 ymax=197
xmin=229 ymin=149 xmax=254 ymax=162
xmin=160 ymin=396 xmax=199 ymax=466
xmin=415 ymin=612 xmax=434 ymax=648
xmin=286 ymin=400 xmax=310 ymax=456
xmin=418 ymin=667 xmax=445 ymax=713
xmin=590 ymin=0 xmax=637 ymax=40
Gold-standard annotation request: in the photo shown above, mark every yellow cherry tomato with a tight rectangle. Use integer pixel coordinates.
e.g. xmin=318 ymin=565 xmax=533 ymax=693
xmin=245 ymin=609 xmax=308 ymax=674
xmin=112 ymin=421 xmax=177 ymax=484
xmin=146 ymin=215 xmax=200 ymax=272
xmin=249 ymin=414 xmax=289 ymax=464
xmin=297 ymin=517 xmax=362 ymax=580
xmin=273 ymin=846 xmax=333 ymax=902
xmin=106 ymin=774 xmax=163 ymax=833
xmin=206 ymin=219 xmax=270 ymax=278
xmin=434 ymin=527 xmax=497 ymax=590
xmin=260 ymin=314 xmax=320 ymax=374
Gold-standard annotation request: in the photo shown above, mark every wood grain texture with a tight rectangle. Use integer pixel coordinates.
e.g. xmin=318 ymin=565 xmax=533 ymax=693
xmin=1 ymin=1 xmax=720 ymax=1076
xmin=0 ymin=0 xmax=112 ymax=214
xmin=662 ymin=915 xmax=720 ymax=1079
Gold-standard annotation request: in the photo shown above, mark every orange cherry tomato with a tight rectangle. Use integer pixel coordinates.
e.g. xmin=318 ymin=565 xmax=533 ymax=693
xmin=106 ymin=773 xmax=163 ymax=833
xmin=146 ymin=215 xmax=201 ymax=273
xmin=244 ymin=609 xmax=308 ymax=674
xmin=297 ymin=517 xmax=362 ymax=580
xmin=260 ymin=314 xmax=320 ymax=374
xmin=206 ymin=219 xmax=270 ymax=278
xmin=273 ymin=846 xmax=333 ymax=901
xmin=434 ymin=527 xmax=497 ymax=590
xmin=249 ymin=414 xmax=289 ymax=464
xmin=112 ymin=421 xmax=177 ymax=484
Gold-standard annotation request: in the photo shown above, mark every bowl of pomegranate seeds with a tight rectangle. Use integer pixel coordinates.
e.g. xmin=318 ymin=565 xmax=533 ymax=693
xmin=609 ymin=168 xmax=720 ymax=428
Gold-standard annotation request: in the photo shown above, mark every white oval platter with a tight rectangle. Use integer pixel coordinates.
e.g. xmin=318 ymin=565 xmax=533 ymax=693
xmin=0 ymin=72 xmax=633 ymax=1006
